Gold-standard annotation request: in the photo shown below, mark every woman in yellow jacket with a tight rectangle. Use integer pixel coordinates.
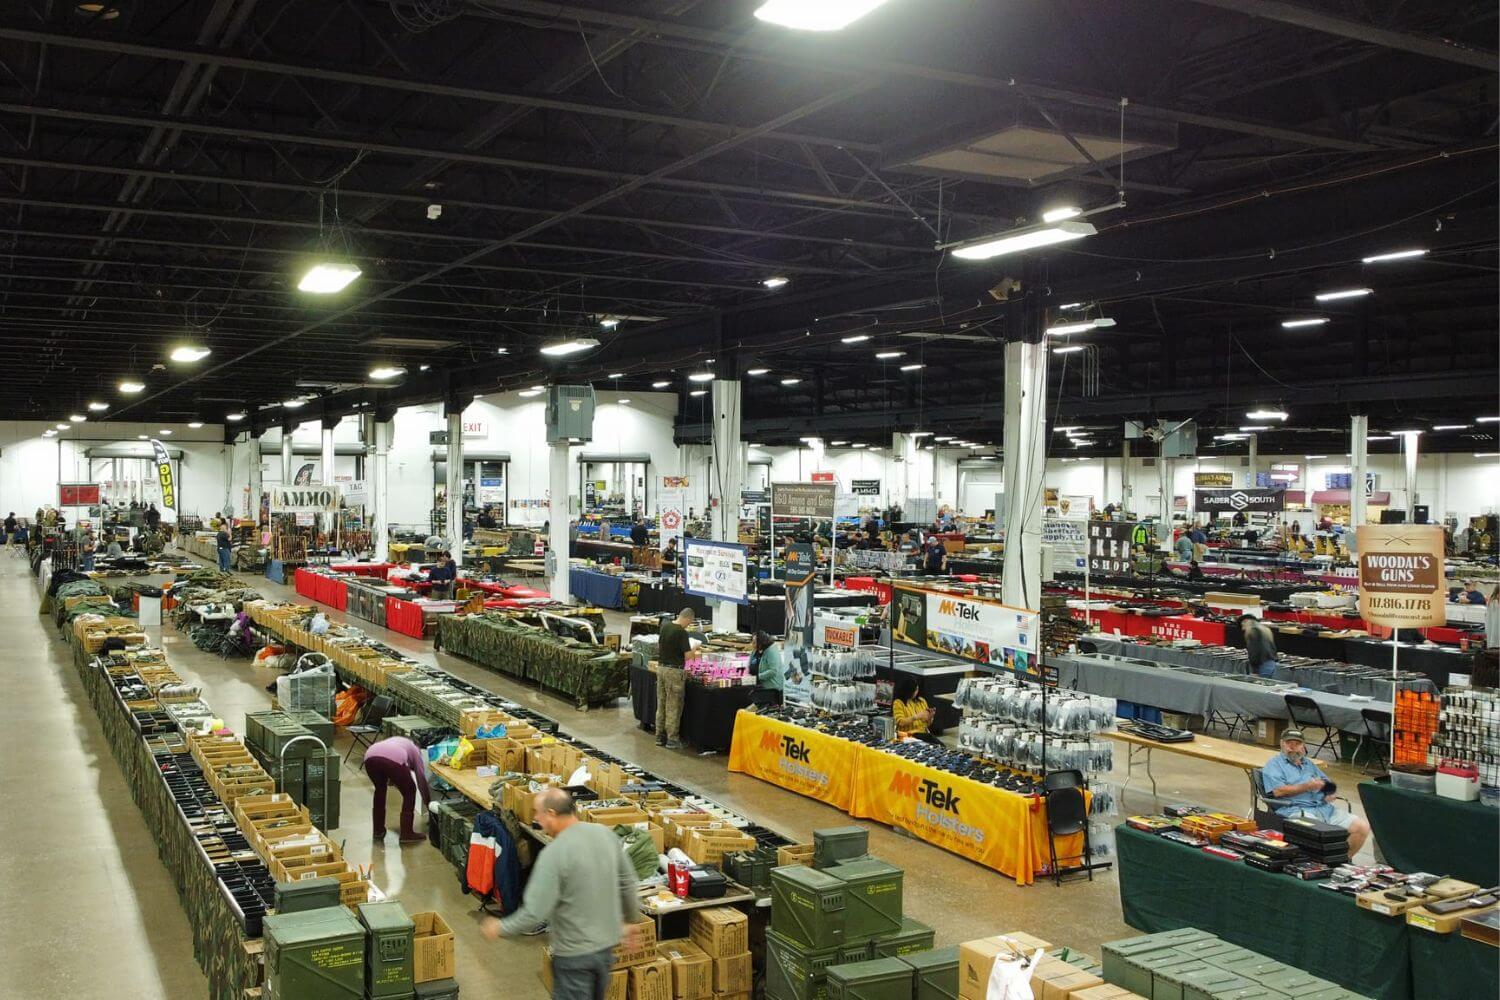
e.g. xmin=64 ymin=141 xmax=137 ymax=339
xmin=892 ymin=677 xmax=941 ymax=744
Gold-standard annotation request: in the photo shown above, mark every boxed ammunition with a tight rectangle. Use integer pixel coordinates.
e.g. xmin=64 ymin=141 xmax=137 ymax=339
xmin=412 ymin=911 xmax=456 ymax=982
xmin=1148 ymin=957 xmax=1211 ymax=1000
xmin=779 ymin=844 xmax=815 ymax=868
xmin=629 ymin=958 xmax=673 ymax=1000
xmin=358 ymin=900 xmax=415 ymax=999
xmin=1100 ymin=937 xmax=1189 ymax=999
xmin=272 ymin=876 xmax=341 ymax=913
xmin=414 ymin=977 xmax=461 ymax=1000
xmin=771 ymin=865 xmax=846 ymax=950
xmin=1040 ymin=970 xmax=1104 ymax=1000
xmin=814 ymin=827 xmax=870 ymax=869
xmin=656 ymin=940 xmax=713 ymax=1000
xmin=690 ymin=907 xmax=749 ymax=957
xmin=1178 ymin=967 xmax=1252 ymax=1000
xmin=615 ymin=916 xmax=660 ymax=969
xmin=766 ymin=928 xmax=842 ymax=1000
xmin=713 ymin=952 xmax=753 ymax=994
xmin=264 ymin=906 xmax=366 ymax=1000
xmin=957 ymin=934 xmax=1052 ymax=1000
xmin=1171 ymin=941 xmax=1251 ymax=966
xmin=827 ymin=859 xmax=904 ymax=940
xmin=826 ymin=957 xmax=913 ymax=1000
xmin=899 ymin=946 xmax=958 ymax=1000
xmin=1217 ymin=955 xmax=1288 ymax=984
xmin=1253 ymin=969 xmax=1335 ymax=995
xmin=873 ymin=917 xmax=935 ymax=959
xmin=839 ymin=941 xmax=874 ymax=964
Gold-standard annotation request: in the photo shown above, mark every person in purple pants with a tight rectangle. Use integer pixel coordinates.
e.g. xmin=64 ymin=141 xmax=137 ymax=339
xmin=362 ymin=735 xmax=431 ymax=844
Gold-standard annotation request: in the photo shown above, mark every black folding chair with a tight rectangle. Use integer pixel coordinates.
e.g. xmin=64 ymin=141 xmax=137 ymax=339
xmin=1252 ymin=767 xmax=1286 ymax=832
xmin=1283 ymin=694 xmax=1338 ymax=761
xmin=1357 ymin=708 xmax=1392 ymax=775
xmin=344 ymin=694 xmax=394 ymax=765
xmin=1043 ymin=769 xmax=1111 ymax=885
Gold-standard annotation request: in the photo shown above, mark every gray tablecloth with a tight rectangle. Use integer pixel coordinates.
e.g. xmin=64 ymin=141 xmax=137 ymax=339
xmin=1052 ymin=653 xmax=1380 ymax=731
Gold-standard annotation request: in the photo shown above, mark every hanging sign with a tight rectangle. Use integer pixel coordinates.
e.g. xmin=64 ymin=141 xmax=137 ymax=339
xmin=462 ymin=419 xmax=488 ymax=439
xmin=811 ymin=471 xmax=836 ymax=483
xmin=658 ymin=488 xmax=686 ymax=553
xmin=1356 ymin=524 xmax=1446 ymax=628
xmin=1194 ymin=472 xmax=1235 ymax=488
xmin=890 ymin=584 xmax=1041 ymax=678
xmin=683 ymin=537 xmax=750 ymax=605
xmin=342 ymin=480 xmax=369 ymax=507
xmin=781 ymin=542 xmax=818 ymax=707
xmin=661 ymin=475 xmax=690 ymax=489
xmin=293 ymin=463 xmax=315 ymax=486
xmin=1042 ymin=517 xmax=1087 ymax=570
xmin=1193 ymin=487 xmax=1285 ymax=514
xmin=295 ymin=512 xmax=315 ymax=527
xmin=269 ymin=484 xmax=341 ymax=514
xmin=150 ymin=438 xmax=178 ymax=523
xmin=477 ymin=475 xmax=505 ymax=504
xmin=1087 ymin=519 xmax=1134 ymax=574
xmin=772 ymin=482 xmax=837 ymax=519
xmin=59 ymin=483 xmax=102 ymax=506
xmin=850 ymin=479 xmax=881 ymax=496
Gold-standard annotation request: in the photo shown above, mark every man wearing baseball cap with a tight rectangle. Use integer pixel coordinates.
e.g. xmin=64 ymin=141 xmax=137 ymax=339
xmin=1263 ymin=730 xmax=1371 ymax=853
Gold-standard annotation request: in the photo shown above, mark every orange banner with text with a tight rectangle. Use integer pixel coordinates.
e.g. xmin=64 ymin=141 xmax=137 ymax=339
xmin=727 ymin=711 xmax=859 ymax=813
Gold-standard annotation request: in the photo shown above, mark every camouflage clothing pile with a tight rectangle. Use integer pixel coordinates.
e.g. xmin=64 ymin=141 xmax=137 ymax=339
xmin=436 ymin=612 xmax=629 ymax=707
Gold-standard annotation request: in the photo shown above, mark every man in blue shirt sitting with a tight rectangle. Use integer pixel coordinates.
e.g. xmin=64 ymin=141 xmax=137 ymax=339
xmin=1263 ymin=729 xmax=1371 ymax=854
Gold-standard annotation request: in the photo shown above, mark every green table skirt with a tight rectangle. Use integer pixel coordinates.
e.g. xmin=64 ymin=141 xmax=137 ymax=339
xmin=1117 ymin=824 xmax=1410 ymax=1000
xmin=1358 ymin=779 xmax=1499 ymax=886
xmin=1407 ymin=929 xmax=1498 ymax=1000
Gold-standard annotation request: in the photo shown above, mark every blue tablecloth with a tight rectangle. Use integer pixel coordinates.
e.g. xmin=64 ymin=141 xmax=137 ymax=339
xmin=570 ymin=567 xmax=626 ymax=608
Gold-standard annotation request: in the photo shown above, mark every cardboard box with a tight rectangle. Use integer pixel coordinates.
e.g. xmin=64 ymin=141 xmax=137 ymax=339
xmin=1041 ymin=970 xmax=1104 ymax=1000
xmin=629 ymin=958 xmax=673 ymax=1000
xmin=614 ymin=917 xmax=660 ymax=969
xmin=958 ymin=934 xmax=1053 ymax=1000
xmin=1252 ymin=717 xmax=1290 ymax=748
xmin=656 ymin=939 xmax=713 ymax=1000
xmin=689 ymin=907 xmax=750 ymax=958
xmin=1071 ymin=988 xmax=1140 ymax=1000
xmin=777 ymin=844 xmax=814 ymax=868
xmin=1357 ymin=879 xmax=1478 ymax=917
xmin=712 ymin=953 xmax=752 ymax=994
xmin=609 ymin=969 xmax=628 ymax=1000
xmin=411 ymin=911 xmax=455 ymax=983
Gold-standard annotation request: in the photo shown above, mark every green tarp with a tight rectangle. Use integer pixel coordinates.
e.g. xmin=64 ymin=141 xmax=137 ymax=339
xmin=1358 ymin=780 xmax=1499 ymax=886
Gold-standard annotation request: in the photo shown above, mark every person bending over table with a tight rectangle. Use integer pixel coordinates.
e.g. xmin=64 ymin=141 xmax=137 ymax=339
xmin=1239 ymin=613 xmax=1280 ymax=678
xmin=893 ymin=677 xmax=941 ymax=744
xmin=1264 ymin=729 xmax=1370 ymax=853
xmin=364 ymin=735 xmax=431 ymax=844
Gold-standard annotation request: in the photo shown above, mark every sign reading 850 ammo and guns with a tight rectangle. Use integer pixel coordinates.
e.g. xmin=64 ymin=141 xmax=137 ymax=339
xmin=771 ymin=482 xmax=837 ymax=519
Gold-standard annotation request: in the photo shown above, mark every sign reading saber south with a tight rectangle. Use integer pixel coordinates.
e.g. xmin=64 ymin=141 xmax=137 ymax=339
xmin=850 ymin=479 xmax=881 ymax=496
xmin=683 ymin=537 xmax=750 ymax=606
xmin=149 ymin=439 xmax=178 ymax=523
xmin=1356 ymin=524 xmax=1446 ymax=628
xmin=1087 ymin=519 xmax=1134 ymax=574
xmin=1193 ymin=487 xmax=1285 ymax=514
xmin=772 ymin=482 xmax=836 ymax=519
xmin=891 ymin=584 xmax=1041 ymax=679
xmin=269 ymin=485 xmax=342 ymax=515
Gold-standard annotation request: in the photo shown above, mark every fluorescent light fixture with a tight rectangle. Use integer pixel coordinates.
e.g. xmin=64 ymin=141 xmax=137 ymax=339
xmin=495 ymin=348 xmax=509 ymax=355
xmin=1366 ymin=434 xmax=1394 ymax=441
xmin=753 ymin=0 xmax=891 ymax=30
xmin=170 ymin=345 xmax=211 ymax=363
xmin=1046 ymin=317 xmax=1116 ymax=336
xmin=1475 ymin=453 xmax=1499 ymax=458
xmin=298 ymin=261 xmax=361 ymax=293
xmin=529 ymin=385 xmax=544 ymax=391
xmin=830 ymin=440 xmax=848 ymax=446
xmin=761 ymin=276 xmax=789 ymax=289
xmin=800 ymin=436 xmax=821 ymax=443
xmin=780 ymin=377 xmax=803 ymax=385
xmin=934 ymin=435 xmax=954 ymax=442
xmin=651 ymin=380 xmax=671 ymax=388
xmin=1071 ymin=439 xmax=1093 ymax=446
xmin=419 ymin=364 xmax=431 ymax=371
xmin=86 ymin=401 xmax=108 ymax=412
xmin=69 ymin=414 xmax=85 ymax=422
xmin=188 ymin=421 xmax=204 ymax=429
xmin=1432 ymin=424 xmax=1471 ymax=431
xmin=1041 ymin=206 xmax=1082 ymax=224
xmin=875 ymin=350 xmax=905 ymax=359
xmin=1315 ymin=287 xmax=1372 ymax=302
xmin=518 ymin=388 xmax=543 ymax=398
xmin=617 ymin=398 xmax=631 ymax=405
xmin=1059 ymin=302 xmax=1086 ymax=310
xmin=687 ymin=372 xmax=715 ymax=383
xmin=55 ymin=423 xmax=68 ymax=430
xmin=118 ymin=380 xmax=145 ymax=394
xmin=1362 ymin=248 xmax=1427 ymax=264
xmin=1392 ymin=429 xmax=1424 ymax=436
xmin=42 ymin=430 xmax=54 ymax=437
xmin=951 ymin=220 xmax=1095 ymax=261
xmin=899 ymin=363 xmax=925 ymax=371
xmin=158 ymin=429 xmax=172 ymax=436
xmin=608 ymin=373 xmax=624 ymax=379
xmin=1053 ymin=426 xmax=1079 ymax=433
xmin=911 ymin=431 xmax=932 ymax=437
xmin=1240 ymin=425 xmax=1270 ymax=432
xmin=1281 ymin=318 xmax=1328 ymax=329
xmin=746 ymin=368 xmax=770 ymax=376
xmin=539 ymin=337 xmax=599 ymax=357
xmin=368 ymin=365 xmax=405 ymax=380
xmin=226 ymin=413 xmax=245 ymax=422
xmin=1305 ymin=455 xmax=1326 ymax=459
xmin=600 ymin=317 xmax=620 ymax=329
xmin=1052 ymin=345 xmax=1085 ymax=354
xmin=1246 ymin=409 xmax=1289 ymax=420
xmin=1214 ymin=433 xmax=1249 ymax=441
xmin=689 ymin=389 xmax=707 ymax=397
xmin=282 ymin=399 xmax=306 ymax=409
xmin=840 ymin=334 xmax=871 ymax=344
xmin=1477 ymin=416 xmax=1500 ymax=423
xmin=136 ymin=434 xmax=146 ymax=440
xmin=851 ymin=442 xmax=867 ymax=448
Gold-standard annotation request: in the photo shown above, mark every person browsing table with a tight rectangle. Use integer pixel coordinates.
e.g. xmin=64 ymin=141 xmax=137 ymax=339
xmin=654 ymin=608 xmax=695 ymax=749
xmin=427 ymin=551 xmax=457 ymax=598
xmin=1263 ymin=730 xmax=1370 ymax=853
xmin=363 ymin=735 xmax=431 ymax=844
xmin=1239 ymin=613 xmax=1280 ymax=678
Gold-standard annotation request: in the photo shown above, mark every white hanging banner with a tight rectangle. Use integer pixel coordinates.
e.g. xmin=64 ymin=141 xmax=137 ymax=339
xmin=270 ymin=484 xmax=342 ymax=514
xmin=658 ymin=488 xmax=686 ymax=552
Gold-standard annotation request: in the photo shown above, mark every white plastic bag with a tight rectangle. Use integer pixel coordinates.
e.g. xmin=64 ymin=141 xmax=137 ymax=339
xmin=986 ymin=944 xmax=1043 ymax=1000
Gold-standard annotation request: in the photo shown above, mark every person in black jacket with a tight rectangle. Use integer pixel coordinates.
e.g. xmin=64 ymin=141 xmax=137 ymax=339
xmin=3 ymin=512 xmax=15 ymax=552
xmin=428 ymin=551 xmax=458 ymax=599
xmin=629 ymin=519 xmax=649 ymax=547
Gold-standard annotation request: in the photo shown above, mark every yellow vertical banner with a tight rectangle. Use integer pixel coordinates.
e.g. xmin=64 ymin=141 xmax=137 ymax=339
xmin=727 ymin=711 xmax=858 ymax=812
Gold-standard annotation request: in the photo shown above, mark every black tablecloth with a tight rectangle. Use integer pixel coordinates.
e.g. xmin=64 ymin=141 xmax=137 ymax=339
xmin=1056 ymin=571 xmax=1314 ymax=602
xmin=1358 ymin=780 xmax=1499 ymax=886
xmin=635 ymin=582 xmax=875 ymax=634
xmin=629 ymin=662 xmax=754 ymax=753
xmin=1224 ymin=623 xmax=1472 ymax=687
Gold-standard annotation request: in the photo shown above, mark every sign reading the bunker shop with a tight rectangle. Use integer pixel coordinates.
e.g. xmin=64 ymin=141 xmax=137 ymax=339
xmin=1193 ymin=487 xmax=1284 ymax=514
xmin=772 ymin=481 xmax=836 ymax=519
xmin=1357 ymin=524 xmax=1446 ymax=628
xmin=269 ymin=484 xmax=341 ymax=514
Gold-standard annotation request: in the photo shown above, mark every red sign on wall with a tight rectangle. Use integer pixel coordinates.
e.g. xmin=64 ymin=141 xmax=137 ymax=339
xmin=59 ymin=483 xmax=101 ymax=506
xmin=811 ymin=472 xmax=836 ymax=483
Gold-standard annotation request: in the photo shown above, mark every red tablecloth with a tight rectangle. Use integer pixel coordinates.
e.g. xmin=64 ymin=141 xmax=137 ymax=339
xmin=838 ymin=576 xmax=892 ymax=605
xmin=293 ymin=568 xmax=348 ymax=611
xmin=385 ymin=596 xmax=427 ymax=638
xmin=1069 ymin=608 xmax=1228 ymax=644
xmin=330 ymin=562 xmax=392 ymax=579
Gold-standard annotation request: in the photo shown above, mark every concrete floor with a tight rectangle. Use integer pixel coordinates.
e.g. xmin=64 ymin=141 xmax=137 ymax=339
xmin=0 ymin=553 xmax=1378 ymax=998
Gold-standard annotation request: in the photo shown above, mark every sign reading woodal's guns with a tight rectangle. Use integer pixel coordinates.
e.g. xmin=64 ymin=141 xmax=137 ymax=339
xmin=269 ymin=485 xmax=342 ymax=514
xmin=1356 ymin=524 xmax=1446 ymax=628
xmin=1193 ymin=487 xmax=1285 ymax=514
xmin=772 ymin=481 xmax=837 ymax=519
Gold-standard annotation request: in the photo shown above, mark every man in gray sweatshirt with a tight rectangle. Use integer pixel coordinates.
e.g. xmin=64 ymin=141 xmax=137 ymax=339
xmin=482 ymin=788 xmax=643 ymax=1000
xmin=1239 ymin=614 xmax=1280 ymax=678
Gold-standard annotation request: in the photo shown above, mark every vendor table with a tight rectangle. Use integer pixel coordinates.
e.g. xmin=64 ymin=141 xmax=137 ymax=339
xmin=629 ymin=660 xmax=754 ymax=753
xmin=293 ymin=566 xmax=348 ymax=611
xmin=1407 ymin=926 xmax=1499 ymax=1000
xmin=1117 ymin=824 xmax=1412 ymax=1000
xmin=1357 ymin=779 xmax=1499 ymax=886
xmin=728 ymin=710 xmax=1083 ymax=885
xmin=1052 ymin=652 xmax=1381 ymax=732
xmin=1104 ymin=730 xmax=1269 ymax=809
xmin=570 ymin=567 xmax=628 ymax=609
xmin=1070 ymin=607 xmax=1228 ymax=644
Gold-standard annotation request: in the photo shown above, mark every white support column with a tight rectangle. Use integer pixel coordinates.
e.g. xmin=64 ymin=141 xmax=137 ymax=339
xmin=1401 ymin=431 xmax=1420 ymax=523
xmin=247 ymin=432 xmax=262 ymax=524
xmin=446 ymin=411 xmax=464 ymax=567
xmin=372 ymin=420 xmax=390 ymax=562
xmin=1000 ymin=339 xmax=1048 ymax=611
xmin=1247 ymin=433 xmax=1259 ymax=488
xmin=548 ymin=441 xmax=571 ymax=604
xmin=1157 ymin=455 xmax=1173 ymax=546
xmin=711 ymin=379 xmax=744 ymax=633
xmin=280 ymin=433 xmax=293 ymax=484
xmin=1350 ymin=415 xmax=1369 ymax=528
xmin=1120 ymin=439 xmax=1132 ymax=511
xmin=321 ymin=422 xmax=337 ymax=539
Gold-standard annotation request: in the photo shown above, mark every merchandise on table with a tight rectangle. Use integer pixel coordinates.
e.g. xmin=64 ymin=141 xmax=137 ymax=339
xmin=1428 ymin=687 xmax=1500 ymax=790
xmin=435 ymin=610 xmax=631 ymax=707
